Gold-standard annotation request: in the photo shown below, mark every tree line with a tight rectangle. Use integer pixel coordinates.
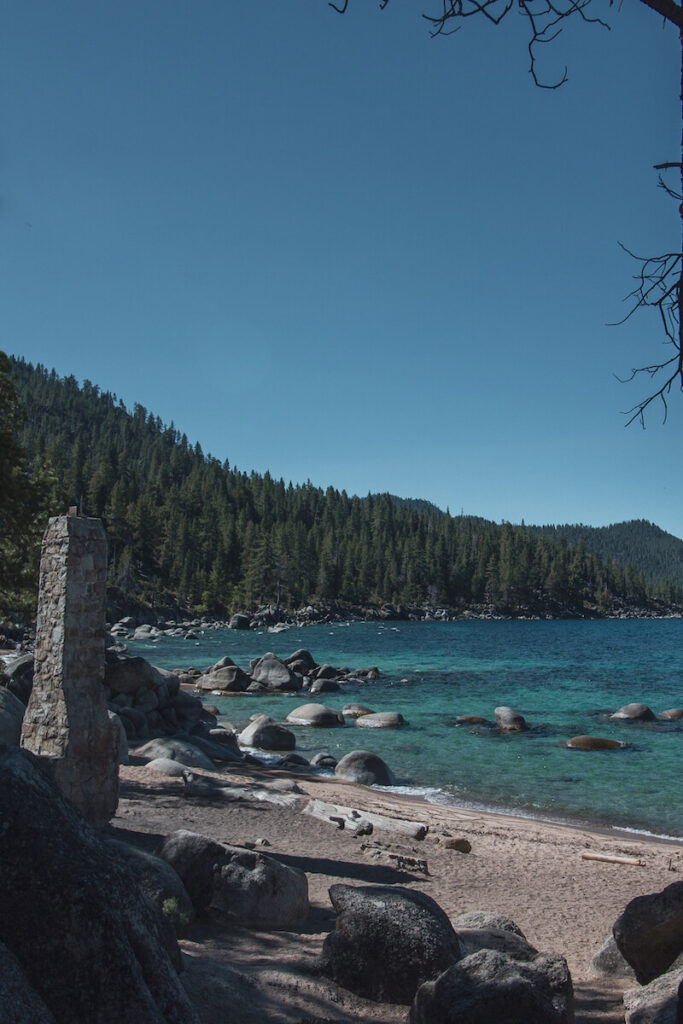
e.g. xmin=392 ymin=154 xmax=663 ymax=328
xmin=3 ymin=355 xmax=679 ymax=623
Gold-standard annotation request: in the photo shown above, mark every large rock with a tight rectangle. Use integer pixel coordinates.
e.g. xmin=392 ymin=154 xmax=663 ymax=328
xmin=613 ymin=881 xmax=683 ymax=984
xmin=623 ymin=967 xmax=683 ymax=1024
xmin=2 ymin=653 xmax=34 ymax=704
xmin=318 ymin=883 xmax=461 ymax=1004
xmin=0 ymin=942 xmax=56 ymax=1023
xmin=284 ymin=649 xmax=317 ymax=671
xmin=355 ymin=711 xmax=406 ymax=729
xmin=157 ymin=830 xmax=309 ymax=929
xmin=195 ymin=665 xmax=251 ymax=692
xmin=105 ymin=654 xmax=168 ymax=695
xmin=0 ymin=747 xmax=199 ymax=1024
xmin=611 ymin=703 xmax=657 ymax=722
xmin=251 ymin=653 xmax=300 ymax=692
xmin=228 ymin=614 xmax=251 ymax=630
xmin=456 ymin=927 xmax=539 ymax=962
xmin=590 ymin=935 xmax=637 ymax=980
xmin=409 ymin=948 xmax=573 ymax=1024
xmin=494 ymin=707 xmax=528 ymax=732
xmin=238 ymin=715 xmax=296 ymax=751
xmin=453 ymin=912 xmax=526 ymax=938
xmin=104 ymin=839 xmax=194 ymax=934
xmin=134 ymin=737 xmax=217 ymax=771
xmin=286 ymin=703 xmax=344 ymax=727
xmin=0 ymin=687 xmax=25 ymax=745
xmin=335 ymin=749 xmax=395 ymax=786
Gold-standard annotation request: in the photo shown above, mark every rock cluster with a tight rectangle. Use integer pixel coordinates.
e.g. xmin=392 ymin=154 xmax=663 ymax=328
xmin=318 ymin=883 xmax=574 ymax=1021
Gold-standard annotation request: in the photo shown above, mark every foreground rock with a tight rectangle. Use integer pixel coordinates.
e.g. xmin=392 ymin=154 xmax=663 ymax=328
xmin=157 ymin=829 xmax=309 ymax=929
xmin=0 ymin=686 xmax=25 ymax=745
xmin=408 ymin=948 xmax=574 ymax=1024
xmin=613 ymin=880 xmax=683 ymax=985
xmin=335 ymin=749 xmax=395 ymax=786
xmin=623 ymin=967 xmax=683 ymax=1024
xmin=0 ymin=942 xmax=56 ymax=1024
xmin=318 ymin=883 xmax=461 ymax=1003
xmin=0 ymin=747 xmax=199 ymax=1024
xmin=589 ymin=934 xmax=637 ymax=980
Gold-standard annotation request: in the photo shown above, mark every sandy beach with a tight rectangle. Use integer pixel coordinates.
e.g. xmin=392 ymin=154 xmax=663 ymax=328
xmin=111 ymin=759 xmax=683 ymax=1023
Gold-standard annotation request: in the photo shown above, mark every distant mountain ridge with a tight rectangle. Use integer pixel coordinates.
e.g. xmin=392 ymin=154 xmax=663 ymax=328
xmin=527 ymin=520 xmax=683 ymax=591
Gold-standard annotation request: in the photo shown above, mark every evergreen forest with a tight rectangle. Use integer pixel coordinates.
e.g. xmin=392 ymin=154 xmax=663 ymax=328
xmin=2 ymin=355 xmax=682 ymax=624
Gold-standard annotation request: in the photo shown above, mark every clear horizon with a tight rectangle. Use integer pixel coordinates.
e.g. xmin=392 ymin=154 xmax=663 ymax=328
xmin=3 ymin=2 xmax=682 ymax=538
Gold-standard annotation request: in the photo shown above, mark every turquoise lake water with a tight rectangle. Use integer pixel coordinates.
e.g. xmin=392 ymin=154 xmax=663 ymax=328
xmin=126 ymin=619 xmax=683 ymax=840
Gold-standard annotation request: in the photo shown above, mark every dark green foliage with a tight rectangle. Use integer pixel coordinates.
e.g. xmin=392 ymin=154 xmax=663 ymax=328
xmin=5 ymin=355 xmax=680 ymax=620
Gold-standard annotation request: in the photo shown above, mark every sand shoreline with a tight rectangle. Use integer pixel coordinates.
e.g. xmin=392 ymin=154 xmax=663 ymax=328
xmin=113 ymin=757 xmax=683 ymax=1023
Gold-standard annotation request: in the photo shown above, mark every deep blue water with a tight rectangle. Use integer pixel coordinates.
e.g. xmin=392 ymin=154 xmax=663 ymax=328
xmin=126 ymin=619 xmax=683 ymax=839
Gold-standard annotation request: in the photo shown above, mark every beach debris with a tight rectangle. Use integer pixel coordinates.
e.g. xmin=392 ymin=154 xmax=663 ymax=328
xmin=589 ymin=934 xmax=637 ymax=981
xmin=564 ymin=735 xmax=629 ymax=750
xmin=303 ymin=797 xmax=428 ymax=840
xmin=157 ymin=828 xmax=309 ymax=929
xmin=611 ymin=702 xmax=657 ymax=722
xmin=623 ymin=966 xmax=683 ymax=1024
xmin=581 ymin=852 xmax=645 ymax=866
xmin=442 ymin=837 xmax=472 ymax=853
xmin=285 ymin=702 xmax=344 ymax=726
xmin=238 ymin=714 xmax=296 ymax=751
xmin=329 ymin=813 xmax=373 ymax=836
xmin=334 ymin=749 xmax=395 ymax=786
xmin=0 ymin=747 xmax=199 ymax=1023
xmin=360 ymin=843 xmax=430 ymax=875
xmin=494 ymin=707 xmax=529 ymax=733
xmin=355 ymin=711 xmax=406 ymax=729
xmin=318 ymin=883 xmax=461 ymax=1003
xmin=613 ymin=879 xmax=683 ymax=985
xmin=409 ymin=948 xmax=573 ymax=1024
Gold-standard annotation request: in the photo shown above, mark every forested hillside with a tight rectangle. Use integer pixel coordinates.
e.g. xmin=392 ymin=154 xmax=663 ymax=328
xmin=529 ymin=522 xmax=683 ymax=594
xmin=4 ymin=356 xmax=680 ymax=622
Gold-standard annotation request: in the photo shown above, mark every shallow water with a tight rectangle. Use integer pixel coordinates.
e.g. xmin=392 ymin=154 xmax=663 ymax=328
xmin=126 ymin=619 xmax=683 ymax=839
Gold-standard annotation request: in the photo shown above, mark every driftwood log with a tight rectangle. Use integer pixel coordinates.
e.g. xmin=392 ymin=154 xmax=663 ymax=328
xmin=303 ymin=798 xmax=428 ymax=840
xmin=581 ymin=852 xmax=645 ymax=867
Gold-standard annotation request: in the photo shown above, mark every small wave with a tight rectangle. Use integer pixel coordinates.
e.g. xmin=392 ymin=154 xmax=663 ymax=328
xmin=611 ymin=825 xmax=683 ymax=844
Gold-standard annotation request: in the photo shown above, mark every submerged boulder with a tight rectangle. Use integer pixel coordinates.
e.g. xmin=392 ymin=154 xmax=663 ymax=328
xmin=286 ymin=703 xmax=344 ymax=727
xmin=355 ymin=711 xmax=406 ymax=729
xmin=564 ymin=735 xmax=628 ymax=751
xmin=611 ymin=703 xmax=657 ymax=722
xmin=318 ymin=883 xmax=461 ymax=1003
xmin=494 ymin=707 xmax=528 ymax=732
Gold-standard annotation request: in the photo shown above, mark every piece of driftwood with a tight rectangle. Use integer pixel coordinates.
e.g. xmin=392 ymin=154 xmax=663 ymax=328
xmin=581 ymin=852 xmax=645 ymax=867
xmin=360 ymin=843 xmax=429 ymax=875
xmin=303 ymin=798 xmax=428 ymax=840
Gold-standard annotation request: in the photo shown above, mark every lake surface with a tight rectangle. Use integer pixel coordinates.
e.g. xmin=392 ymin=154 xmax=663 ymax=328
xmin=126 ymin=619 xmax=683 ymax=840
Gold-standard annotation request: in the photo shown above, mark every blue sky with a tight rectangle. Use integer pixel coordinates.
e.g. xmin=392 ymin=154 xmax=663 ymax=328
xmin=3 ymin=0 xmax=682 ymax=537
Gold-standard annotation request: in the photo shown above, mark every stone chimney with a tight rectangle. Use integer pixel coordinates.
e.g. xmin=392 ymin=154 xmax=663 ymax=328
xmin=21 ymin=514 xmax=118 ymax=826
